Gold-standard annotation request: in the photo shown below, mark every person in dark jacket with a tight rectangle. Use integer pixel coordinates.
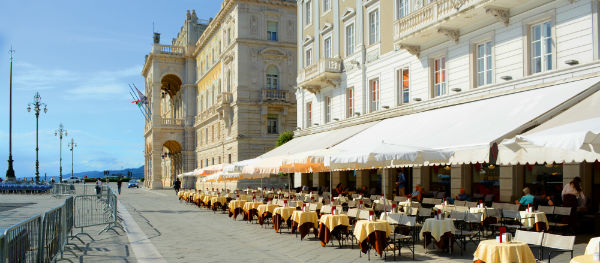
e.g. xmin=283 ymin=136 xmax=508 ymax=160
xmin=173 ymin=178 xmax=181 ymax=194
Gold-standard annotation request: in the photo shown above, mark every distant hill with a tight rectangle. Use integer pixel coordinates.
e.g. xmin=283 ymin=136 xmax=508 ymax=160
xmin=72 ymin=166 xmax=144 ymax=179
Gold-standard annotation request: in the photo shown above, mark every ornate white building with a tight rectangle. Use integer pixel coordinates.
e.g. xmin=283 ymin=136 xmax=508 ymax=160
xmin=293 ymin=0 xmax=600 ymax=203
xmin=142 ymin=0 xmax=297 ymax=189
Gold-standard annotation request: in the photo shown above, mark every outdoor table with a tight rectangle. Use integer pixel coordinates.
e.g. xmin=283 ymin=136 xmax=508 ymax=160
xmin=318 ymin=214 xmax=350 ymax=247
xmin=202 ymin=195 xmax=212 ymax=207
xmin=228 ymin=200 xmax=246 ymax=220
xmin=353 ymin=219 xmax=392 ymax=256
xmin=257 ymin=203 xmax=279 ymax=225
xmin=242 ymin=201 xmax=262 ymax=221
xmin=434 ymin=204 xmax=456 ymax=216
xmin=398 ymin=200 xmax=417 ymax=214
xmin=210 ymin=196 xmax=228 ymax=211
xmin=519 ymin=211 xmax=549 ymax=231
xmin=419 ymin=218 xmax=456 ymax=251
xmin=473 ymin=240 xmax=536 ymax=263
xmin=585 ymin=237 xmax=600 ymax=255
xmin=570 ymin=255 xmax=597 ymax=263
xmin=273 ymin=207 xmax=296 ymax=232
xmin=291 ymin=210 xmax=319 ymax=240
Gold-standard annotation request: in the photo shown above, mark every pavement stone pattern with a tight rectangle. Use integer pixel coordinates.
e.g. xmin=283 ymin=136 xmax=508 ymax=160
xmin=1 ymin=184 xmax=593 ymax=262
xmin=0 ymin=194 xmax=65 ymax=228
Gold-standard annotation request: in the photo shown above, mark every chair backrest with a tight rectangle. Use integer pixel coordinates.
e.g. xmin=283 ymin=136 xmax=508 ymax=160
xmin=465 ymin=212 xmax=483 ymax=223
xmin=554 ymin=206 xmax=571 ymax=216
xmin=504 ymin=204 xmax=520 ymax=211
xmin=358 ymin=209 xmax=371 ymax=220
xmin=485 ymin=208 xmax=501 ymax=217
xmin=433 ymin=198 xmax=443 ymax=204
xmin=347 ymin=208 xmax=360 ymax=218
xmin=418 ymin=207 xmax=432 ymax=217
xmin=465 ymin=201 xmax=478 ymax=208
xmin=373 ymin=203 xmax=384 ymax=212
xmin=537 ymin=205 xmax=555 ymax=214
xmin=321 ymin=205 xmax=332 ymax=214
xmin=454 ymin=200 xmax=467 ymax=206
xmin=450 ymin=210 xmax=467 ymax=221
xmin=352 ymin=193 xmax=359 ymax=199
xmin=435 ymin=192 xmax=446 ymax=199
xmin=322 ymin=192 xmax=330 ymax=200
xmin=492 ymin=202 xmax=505 ymax=209
xmin=400 ymin=215 xmax=417 ymax=227
xmin=484 ymin=194 xmax=495 ymax=202
xmin=347 ymin=200 xmax=356 ymax=208
xmin=542 ymin=233 xmax=575 ymax=251
xmin=394 ymin=196 xmax=408 ymax=202
xmin=277 ymin=200 xmax=285 ymax=206
xmin=514 ymin=230 xmax=544 ymax=246
xmin=370 ymin=195 xmax=379 ymax=201
xmin=363 ymin=199 xmax=372 ymax=206
xmin=422 ymin=198 xmax=435 ymax=204
xmin=309 ymin=203 xmax=318 ymax=211
xmin=382 ymin=213 xmax=403 ymax=224
xmin=502 ymin=209 xmax=521 ymax=219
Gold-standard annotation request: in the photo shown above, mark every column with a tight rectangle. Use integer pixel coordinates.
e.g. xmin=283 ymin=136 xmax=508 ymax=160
xmin=412 ymin=166 xmax=431 ymax=193
xmin=312 ymin=172 xmax=326 ymax=188
xmin=331 ymin=171 xmax=348 ymax=189
xmin=382 ymin=168 xmax=394 ymax=199
xmin=151 ymin=152 xmax=163 ymax=189
xmin=450 ymin=164 xmax=472 ymax=197
xmin=356 ymin=170 xmax=370 ymax=190
xmin=499 ymin=165 xmax=524 ymax=202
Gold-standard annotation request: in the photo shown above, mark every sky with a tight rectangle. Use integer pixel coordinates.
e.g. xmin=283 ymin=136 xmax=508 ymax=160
xmin=0 ymin=0 xmax=222 ymax=179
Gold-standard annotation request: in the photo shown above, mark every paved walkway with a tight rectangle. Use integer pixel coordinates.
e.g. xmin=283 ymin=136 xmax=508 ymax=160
xmin=0 ymin=194 xmax=65 ymax=228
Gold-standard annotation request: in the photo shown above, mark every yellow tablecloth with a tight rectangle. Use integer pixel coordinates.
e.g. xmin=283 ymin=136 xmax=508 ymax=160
xmin=419 ymin=218 xmax=456 ymax=241
xmin=203 ymin=195 xmax=212 ymax=204
xmin=320 ymin=214 xmax=350 ymax=231
xmin=211 ymin=196 xmax=227 ymax=205
xmin=291 ymin=211 xmax=319 ymax=227
xmin=519 ymin=211 xmax=549 ymax=230
xmin=571 ymin=255 xmax=597 ymax=263
xmin=353 ymin=220 xmax=392 ymax=243
xmin=273 ymin=207 xmax=296 ymax=221
xmin=473 ymin=240 xmax=537 ymax=263
xmin=585 ymin=237 xmax=600 ymax=255
xmin=229 ymin=200 xmax=247 ymax=213
xmin=257 ymin=204 xmax=279 ymax=215
xmin=243 ymin=202 xmax=263 ymax=213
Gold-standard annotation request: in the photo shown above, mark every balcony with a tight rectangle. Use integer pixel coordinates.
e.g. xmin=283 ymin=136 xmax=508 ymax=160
xmin=216 ymin=92 xmax=233 ymax=106
xmin=152 ymin=44 xmax=184 ymax=56
xmin=298 ymin=58 xmax=343 ymax=93
xmin=161 ymin=118 xmax=185 ymax=128
xmin=394 ymin=0 xmax=533 ymax=55
xmin=262 ymin=89 xmax=290 ymax=104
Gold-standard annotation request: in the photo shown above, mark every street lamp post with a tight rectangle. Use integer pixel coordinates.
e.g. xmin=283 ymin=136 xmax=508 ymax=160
xmin=5 ymin=48 xmax=16 ymax=182
xmin=54 ymin=124 xmax=67 ymax=182
xmin=27 ymin=92 xmax=47 ymax=183
xmin=68 ymin=138 xmax=77 ymax=180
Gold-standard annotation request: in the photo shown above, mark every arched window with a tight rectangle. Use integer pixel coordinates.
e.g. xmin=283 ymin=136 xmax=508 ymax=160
xmin=226 ymin=70 xmax=231 ymax=92
xmin=266 ymin=65 xmax=279 ymax=90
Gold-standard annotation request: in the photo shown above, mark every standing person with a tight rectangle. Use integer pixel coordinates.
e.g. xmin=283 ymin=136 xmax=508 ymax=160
xmin=562 ymin=177 xmax=586 ymax=209
xmin=396 ymin=171 xmax=406 ymax=197
xmin=173 ymin=178 xmax=181 ymax=195
xmin=117 ymin=177 xmax=123 ymax=195
xmin=95 ymin=180 xmax=102 ymax=199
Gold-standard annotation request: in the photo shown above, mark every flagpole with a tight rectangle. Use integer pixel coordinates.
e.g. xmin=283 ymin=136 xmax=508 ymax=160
xmin=128 ymin=90 xmax=149 ymax=121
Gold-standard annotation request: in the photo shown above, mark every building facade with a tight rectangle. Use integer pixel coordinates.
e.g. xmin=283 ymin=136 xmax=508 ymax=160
xmin=294 ymin=0 xmax=600 ymax=203
xmin=142 ymin=0 xmax=297 ymax=189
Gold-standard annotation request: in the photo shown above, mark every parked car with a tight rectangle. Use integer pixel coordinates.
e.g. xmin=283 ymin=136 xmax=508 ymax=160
xmin=128 ymin=179 xmax=139 ymax=188
xmin=62 ymin=177 xmax=81 ymax=183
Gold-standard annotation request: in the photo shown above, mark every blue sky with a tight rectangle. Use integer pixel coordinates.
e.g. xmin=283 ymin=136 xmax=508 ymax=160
xmin=0 ymin=0 xmax=222 ymax=179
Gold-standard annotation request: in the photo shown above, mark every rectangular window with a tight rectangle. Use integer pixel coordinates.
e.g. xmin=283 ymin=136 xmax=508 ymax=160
xmin=305 ymin=48 xmax=313 ymax=66
xmin=325 ymin=96 xmax=332 ymax=123
xmin=228 ymin=154 xmax=232 ymax=164
xmin=345 ymin=24 xmax=355 ymax=56
xmin=267 ymin=115 xmax=278 ymax=134
xmin=531 ymin=21 xmax=553 ymax=74
xmin=306 ymin=102 xmax=312 ymax=127
xmin=346 ymin=87 xmax=354 ymax=118
xmin=218 ymin=156 xmax=221 ymax=164
xmin=211 ymin=125 xmax=215 ymax=142
xmin=433 ymin=57 xmax=447 ymax=97
xmin=323 ymin=0 xmax=330 ymax=12
xmin=370 ymin=79 xmax=380 ymax=112
xmin=396 ymin=0 xmax=410 ymax=19
xmin=324 ymin=37 xmax=332 ymax=58
xmin=397 ymin=68 xmax=409 ymax=105
xmin=369 ymin=10 xmax=380 ymax=45
xmin=305 ymin=0 xmax=312 ymax=25
xmin=267 ymin=21 xmax=278 ymax=41
xmin=476 ymin=41 xmax=493 ymax=87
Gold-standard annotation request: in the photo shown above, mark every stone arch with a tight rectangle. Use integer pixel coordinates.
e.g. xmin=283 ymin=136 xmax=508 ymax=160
xmin=161 ymin=140 xmax=183 ymax=187
xmin=160 ymin=74 xmax=183 ymax=97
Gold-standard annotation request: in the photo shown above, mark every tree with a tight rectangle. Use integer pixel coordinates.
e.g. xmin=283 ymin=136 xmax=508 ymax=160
xmin=276 ymin=131 xmax=294 ymax=147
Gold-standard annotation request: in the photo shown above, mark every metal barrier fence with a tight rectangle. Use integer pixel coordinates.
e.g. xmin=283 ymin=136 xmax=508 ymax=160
xmin=51 ymin=183 xmax=75 ymax=196
xmin=0 ymin=187 xmax=120 ymax=263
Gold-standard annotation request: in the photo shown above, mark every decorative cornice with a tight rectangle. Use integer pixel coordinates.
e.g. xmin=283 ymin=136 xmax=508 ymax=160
xmin=320 ymin=23 xmax=333 ymax=35
xmin=341 ymin=8 xmax=356 ymax=22
xmin=485 ymin=6 xmax=510 ymax=26
xmin=437 ymin=27 xmax=460 ymax=43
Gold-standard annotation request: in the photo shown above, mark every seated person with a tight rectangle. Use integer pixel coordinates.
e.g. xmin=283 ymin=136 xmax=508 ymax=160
xmin=454 ymin=188 xmax=471 ymax=201
xmin=335 ymin=183 xmax=344 ymax=196
xmin=409 ymin=184 xmax=425 ymax=202
xmin=515 ymin=187 xmax=534 ymax=206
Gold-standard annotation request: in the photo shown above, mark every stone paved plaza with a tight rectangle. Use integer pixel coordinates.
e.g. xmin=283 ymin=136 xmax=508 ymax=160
xmin=2 ymin=184 xmax=592 ymax=262
xmin=70 ymin=184 xmax=591 ymax=262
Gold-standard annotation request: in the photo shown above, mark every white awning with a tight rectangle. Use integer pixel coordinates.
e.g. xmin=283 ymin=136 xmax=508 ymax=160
xmin=326 ymin=76 xmax=600 ymax=167
xmin=498 ymin=88 xmax=600 ymax=164
xmin=242 ymin=122 xmax=377 ymax=174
